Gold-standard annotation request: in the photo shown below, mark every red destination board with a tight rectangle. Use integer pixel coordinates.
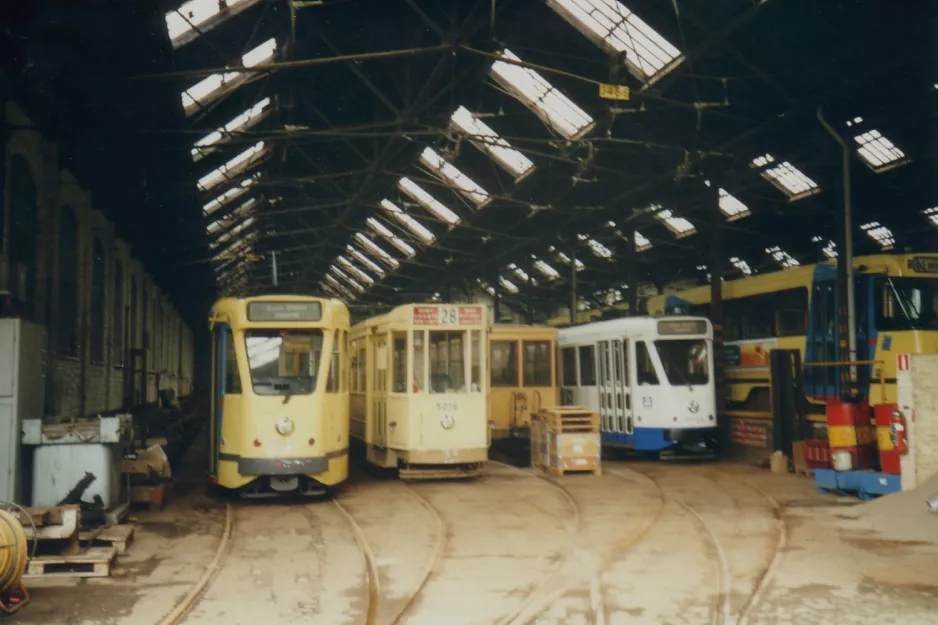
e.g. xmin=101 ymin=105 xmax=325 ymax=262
xmin=413 ymin=306 xmax=439 ymax=325
xmin=459 ymin=306 xmax=483 ymax=325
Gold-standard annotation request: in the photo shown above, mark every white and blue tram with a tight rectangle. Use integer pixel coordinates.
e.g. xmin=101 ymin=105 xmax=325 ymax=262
xmin=557 ymin=316 xmax=717 ymax=454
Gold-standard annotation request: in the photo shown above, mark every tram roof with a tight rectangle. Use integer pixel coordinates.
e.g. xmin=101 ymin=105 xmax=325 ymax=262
xmin=7 ymin=1 xmax=936 ymax=324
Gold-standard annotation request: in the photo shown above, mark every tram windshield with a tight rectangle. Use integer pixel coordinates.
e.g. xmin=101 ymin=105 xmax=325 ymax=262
xmin=877 ymin=278 xmax=938 ymax=331
xmin=245 ymin=329 xmax=324 ymax=395
xmin=654 ymin=339 xmax=710 ymax=386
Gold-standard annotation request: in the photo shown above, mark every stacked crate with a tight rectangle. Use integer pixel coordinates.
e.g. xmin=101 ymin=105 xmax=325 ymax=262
xmin=531 ymin=407 xmax=601 ymax=476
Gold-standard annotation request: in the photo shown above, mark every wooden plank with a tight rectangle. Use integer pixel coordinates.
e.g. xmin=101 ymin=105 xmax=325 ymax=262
xmin=79 ymin=525 xmax=135 ymax=555
xmin=24 ymin=547 xmax=116 ymax=579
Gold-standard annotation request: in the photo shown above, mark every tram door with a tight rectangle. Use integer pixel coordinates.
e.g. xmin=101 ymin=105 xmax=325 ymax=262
xmin=372 ymin=333 xmax=388 ymax=448
xmin=597 ymin=340 xmax=632 ymax=434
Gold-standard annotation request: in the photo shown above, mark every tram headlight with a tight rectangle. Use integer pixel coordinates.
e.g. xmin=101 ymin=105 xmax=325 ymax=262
xmin=276 ymin=416 xmax=295 ymax=436
xmin=688 ymin=400 xmax=700 ymax=414
xmin=441 ymin=414 xmax=455 ymax=430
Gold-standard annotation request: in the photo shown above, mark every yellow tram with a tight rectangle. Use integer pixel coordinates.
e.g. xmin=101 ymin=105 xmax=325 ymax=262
xmin=488 ymin=324 xmax=559 ymax=447
xmin=208 ymin=295 xmax=350 ymax=496
xmin=349 ymin=303 xmax=489 ymax=478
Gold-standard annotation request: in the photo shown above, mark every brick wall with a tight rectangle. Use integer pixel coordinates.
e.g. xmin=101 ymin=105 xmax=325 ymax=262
xmin=3 ymin=101 xmax=197 ymax=419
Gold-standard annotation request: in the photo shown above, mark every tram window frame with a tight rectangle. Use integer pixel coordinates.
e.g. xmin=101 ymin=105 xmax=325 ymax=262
xmin=391 ymin=331 xmax=408 ymax=394
xmin=490 ymin=340 xmax=519 ymax=387
xmin=244 ymin=329 xmax=323 ymax=395
xmin=429 ymin=330 xmax=466 ymax=393
xmin=413 ymin=330 xmax=426 ymax=393
xmin=224 ymin=328 xmax=241 ymax=394
xmin=636 ymin=341 xmax=659 ymax=386
xmin=561 ymin=346 xmax=577 ymax=386
xmin=875 ymin=277 xmax=938 ymax=331
xmin=578 ymin=345 xmax=596 ymax=387
xmin=326 ymin=330 xmax=341 ymax=393
xmin=523 ymin=341 xmax=552 ymax=387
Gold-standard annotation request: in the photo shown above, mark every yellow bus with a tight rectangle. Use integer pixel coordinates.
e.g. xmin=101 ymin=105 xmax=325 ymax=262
xmin=645 ymin=253 xmax=938 ymax=413
xmin=208 ymin=295 xmax=350 ymax=496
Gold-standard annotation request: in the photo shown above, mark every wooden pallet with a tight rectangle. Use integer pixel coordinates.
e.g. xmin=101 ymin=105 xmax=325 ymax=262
xmin=535 ymin=406 xmax=600 ymax=433
xmin=24 ymin=547 xmax=117 ymax=579
xmin=542 ymin=460 xmax=603 ymax=477
xmin=79 ymin=525 xmax=135 ymax=555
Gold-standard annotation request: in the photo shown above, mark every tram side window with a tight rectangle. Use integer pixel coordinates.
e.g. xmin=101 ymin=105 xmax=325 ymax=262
xmin=223 ymin=328 xmax=241 ymax=394
xmin=491 ymin=341 xmax=518 ymax=387
xmin=524 ymin=341 xmax=551 ymax=386
xmin=357 ymin=344 xmax=367 ymax=392
xmin=636 ymin=341 xmax=659 ymax=386
xmin=413 ymin=330 xmax=426 ymax=393
xmin=470 ymin=331 xmax=481 ymax=392
xmin=326 ymin=330 xmax=341 ymax=392
xmin=578 ymin=345 xmax=596 ymax=386
xmin=429 ymin=331 xmax=466 ymax=393
xmin=561 ymin=347 xmax=577 ymax=386
xmin=392 ymin=332 xmax=408 ymax=393
xmin=349 ymin=340 xmax=358 ymax=392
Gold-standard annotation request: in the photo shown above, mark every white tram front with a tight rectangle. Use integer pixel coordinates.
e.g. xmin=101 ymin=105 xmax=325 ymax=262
xmin=557 ymin=316 xmax=717 ymax=455
xmin=349 ymin=303 xmax=489 ymax=478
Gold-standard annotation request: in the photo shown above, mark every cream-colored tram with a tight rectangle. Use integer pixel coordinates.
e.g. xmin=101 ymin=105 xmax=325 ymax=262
xmin=349 ymin=303 xmax=489 ymax=478
xmin=208 ymin=295 xmax=350 ymax=496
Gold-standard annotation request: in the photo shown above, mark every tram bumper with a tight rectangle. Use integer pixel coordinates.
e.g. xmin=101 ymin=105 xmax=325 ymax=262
xmin=235 ymin=455 xmax=330 ymax=475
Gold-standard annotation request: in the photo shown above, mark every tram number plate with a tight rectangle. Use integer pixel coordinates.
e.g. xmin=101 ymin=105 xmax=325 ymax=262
xmin=440 ymin=307 xmax=458 ymax=325
xmin=436 ymin=402 xmax=458 ymax=411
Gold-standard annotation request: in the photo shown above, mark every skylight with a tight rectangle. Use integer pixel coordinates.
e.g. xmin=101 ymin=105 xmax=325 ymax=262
xmin=210 ymin=217 xmax=255 ymax=249
xmin=765 ymin=246 xmax=799 ymax=268
xmin=555 ymin=250 xmax=586 ymax=270
xmin=532 ymin=256 xmax=560 ymax=279
xmin=336 ymin=256 xmax=375 ymax=286
xmin=923 ymin=207 xmax=938 ymax=227
xmin=634 ymin=231 xmax=652 ymax=252
xmin=207 ymin=197 xmax=256 ymax=235
xmin=330 ymin=266 xmax=365 ymax=293
xmin=348 ymin=244 xmax=388 ymax=276
xmin=729 ymin=257 xmax=753 ymax=276
xmin=192 ymin=98 xmax=272 ymax=162
xmin=419 ymin=148 xmax=491 ymax=207
xmin=853 ymin=129 xmax=909 ymax=172
xmin=212 ymin=235 xmax=255 ymax=263
xmin=197 ymin=142 xmax=267 ymax=192
xmin=718 ymin=189 xmax=750 ymax=221
xmin=476 ymin=279 xmax=496 ymax=297
xmin=547 ymin=0 xmax=682 ymax=82
xmin=860 ymin=221 xmax=895 ymax=250
xmin=449 ymin=106 xmax=535 ymax=181
xmin=652 ymin=205 xmax=696 ymax=238
xmin=750 ymin=154 xmax=819 ymax=201
xmin=508 ymin=263 xmax=535 ymax=284
xmin=366 ymin=217 xmax=418 ymax=257
xmin=355 ymin=227 xmax=408 ymax=269
xmin=397 ymin=178 xmax=461 ymax=226
xmin=380 ymin=199 xmax=437 ymax=244
xmin=165 ymin=0 xmax=263 ymax=48
xmin=812 ymin=236 xmax=837 ymax=259
xmin=499 ymin=276 xmax=520 ymax=294
xmin=490 ymin=49 xmax=595 ymax=140
xmin=576 ymin=235 xmax=614 ymax=259
xmin=324 ymin=274 xmax=355 ymax=300
xmin=202 ymin=174 xmax=259 ymax=216
xmin=181 ymin=38 xmax=276 ymax=116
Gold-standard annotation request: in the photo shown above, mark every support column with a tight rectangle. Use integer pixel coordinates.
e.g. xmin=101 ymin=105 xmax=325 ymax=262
xmin=526 ymin=256 xmax=535 ymax=324
xmin=623 ymin=221 xmax=637 ymax=316
xmin=492 ymin=269 xmax=501 ymax=324
xmin=569 ymin=249 xmax=578 ymax=326
xmin=710 ymin=182 xmax=727 ymax=451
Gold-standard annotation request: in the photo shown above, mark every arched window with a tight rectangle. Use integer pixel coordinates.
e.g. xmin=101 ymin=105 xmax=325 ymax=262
xmin=90 ymin=238 xmax=106 ymax=364
xmin=8 ymin=156 xmax=38 ymax=318
xmin=112 ymin=261 xmax=124 ymax=364
xmin=57 ymin=206 xmax=79 ymax=356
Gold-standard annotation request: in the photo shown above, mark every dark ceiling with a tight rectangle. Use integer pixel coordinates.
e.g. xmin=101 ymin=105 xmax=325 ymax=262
xmin=3 ymin=0 xmax=937 ymax=323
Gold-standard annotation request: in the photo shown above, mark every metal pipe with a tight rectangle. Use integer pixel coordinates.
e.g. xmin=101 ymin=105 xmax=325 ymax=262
xmin=817 ymin=108 xmax=857 ymax=383
xmin=271 ymin=251 xmax=279 ymax=287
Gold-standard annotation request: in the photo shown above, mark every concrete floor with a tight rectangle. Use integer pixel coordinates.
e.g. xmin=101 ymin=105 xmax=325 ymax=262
xmin=15 ymin=459 xmax=938 ymax=625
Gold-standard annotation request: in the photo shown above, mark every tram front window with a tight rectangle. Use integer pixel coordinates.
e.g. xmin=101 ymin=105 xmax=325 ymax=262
xmin=429 ymin=331 xmax=467 ymax=393
xmin=245 ymin=329 xmax=324 ymax=395
xmin=654 ymin=339 xmax=710 ymax=386
xmin=877 ymin=278 xmax=938 ymax=331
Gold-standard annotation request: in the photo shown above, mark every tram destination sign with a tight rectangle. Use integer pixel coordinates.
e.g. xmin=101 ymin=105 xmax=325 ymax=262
xmin=657 ymin=319 xmax=707 ymax=336
xmin=413 ymin=305 xmax=485 ymax=326
xmin=247 ymin=301 xmax=322 ymax=322
xmin=909 ymin=257 xmax=938 ymax=273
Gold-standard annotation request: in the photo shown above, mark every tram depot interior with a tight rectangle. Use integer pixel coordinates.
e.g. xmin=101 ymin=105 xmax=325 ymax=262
xmin=1 ymin=1 xmax=937 ymax=624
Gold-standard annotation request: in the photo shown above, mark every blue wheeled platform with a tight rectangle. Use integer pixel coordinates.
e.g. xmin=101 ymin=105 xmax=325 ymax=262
xmin=815 ymin=469 xmax=901 ymax=500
